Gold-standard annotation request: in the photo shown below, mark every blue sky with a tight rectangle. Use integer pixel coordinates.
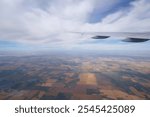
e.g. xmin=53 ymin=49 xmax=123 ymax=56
xmin=0 ymin=0 xmax=149 ymax=52
xmin=89 ymin=0 xmax=133 ymax=23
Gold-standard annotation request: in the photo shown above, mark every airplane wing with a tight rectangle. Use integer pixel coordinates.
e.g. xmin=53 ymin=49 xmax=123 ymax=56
xmin=76 ymin=32 xmax=150 ymax=43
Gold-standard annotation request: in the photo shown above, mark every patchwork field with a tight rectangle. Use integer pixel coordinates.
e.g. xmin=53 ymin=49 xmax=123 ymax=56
xmin=0 ymin=55 xmax=149 ymax=100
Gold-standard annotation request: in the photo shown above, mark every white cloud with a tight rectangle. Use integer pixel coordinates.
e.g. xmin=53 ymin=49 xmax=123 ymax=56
xmin=0 ymin=0 xmax=149 ymax=46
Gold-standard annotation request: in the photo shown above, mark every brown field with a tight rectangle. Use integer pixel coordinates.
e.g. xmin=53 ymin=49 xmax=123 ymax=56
xmin=100 ymin=89 xmax=141 ymax=100
xmin=78 ymin=73 xmax=97 ymax=86
xmin=0 ymin=55 xmax=149 ymax=100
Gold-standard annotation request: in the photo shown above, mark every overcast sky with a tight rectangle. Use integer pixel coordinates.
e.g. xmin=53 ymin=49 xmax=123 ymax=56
xmin=0 ymin=0 xmax=150 ymax=51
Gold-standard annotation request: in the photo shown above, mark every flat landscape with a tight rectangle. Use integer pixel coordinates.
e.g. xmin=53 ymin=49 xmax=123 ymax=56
xmin=0 ymin=53 xmax=149 ymax=100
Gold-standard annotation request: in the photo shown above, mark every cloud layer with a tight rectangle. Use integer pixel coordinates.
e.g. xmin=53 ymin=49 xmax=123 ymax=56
xmin=0 ymin=0 xmax=150 ymax=45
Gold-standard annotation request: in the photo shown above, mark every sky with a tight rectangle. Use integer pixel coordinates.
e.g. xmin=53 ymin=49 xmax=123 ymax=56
xmin=0 ymin=0 xmax=150 ymax=52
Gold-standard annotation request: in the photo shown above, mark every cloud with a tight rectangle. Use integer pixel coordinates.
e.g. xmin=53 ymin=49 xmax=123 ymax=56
xmin=0 ymin=0 xmax=149 ymax=46
xmin=82 ymin=0 xmax=150 ymax=32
